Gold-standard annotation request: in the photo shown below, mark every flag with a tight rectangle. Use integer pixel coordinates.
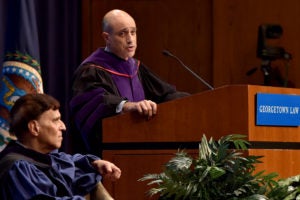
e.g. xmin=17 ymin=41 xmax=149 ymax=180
xmin=0 ymin=0 xmax=43 ymax=151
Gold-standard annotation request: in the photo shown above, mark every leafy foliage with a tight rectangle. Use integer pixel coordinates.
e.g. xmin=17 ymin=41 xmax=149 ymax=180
xmin=267 ymin=174 xmax=300 ymax=200
xmin=139 ymin=134 xmax=291 ymax=200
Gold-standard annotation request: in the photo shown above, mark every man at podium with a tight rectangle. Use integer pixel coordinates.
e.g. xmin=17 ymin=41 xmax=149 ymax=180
xmin=70 ymin=9 xmax=188 ymax=155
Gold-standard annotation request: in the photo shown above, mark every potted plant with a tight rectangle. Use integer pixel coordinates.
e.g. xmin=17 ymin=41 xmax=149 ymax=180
xmin=139 ymin=134 xmax=300 ymax=200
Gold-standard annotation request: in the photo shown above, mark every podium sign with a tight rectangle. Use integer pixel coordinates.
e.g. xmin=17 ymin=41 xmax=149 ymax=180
xmin=256 ymin=93 xmax=300 ymax=126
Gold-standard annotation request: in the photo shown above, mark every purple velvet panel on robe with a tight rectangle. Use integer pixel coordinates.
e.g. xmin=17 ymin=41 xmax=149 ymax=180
xmin=69 ymin=88 xmax=112 ymax=148
xmin=82 ymin=48 xmax=145 ymax=102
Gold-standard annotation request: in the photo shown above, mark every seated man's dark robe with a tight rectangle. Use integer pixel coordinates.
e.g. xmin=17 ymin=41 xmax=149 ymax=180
xmin=0 ymin=140 xmax=102 ymax=200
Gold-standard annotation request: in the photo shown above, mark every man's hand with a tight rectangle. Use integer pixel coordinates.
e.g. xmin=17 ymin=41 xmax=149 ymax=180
xmin=92 ymin=160 xmax=121 ymax=182
xmin=122 ymin=100 xmax=157 ymax=119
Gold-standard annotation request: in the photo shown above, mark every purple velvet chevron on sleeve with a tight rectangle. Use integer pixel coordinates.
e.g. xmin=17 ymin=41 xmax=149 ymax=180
xmin=70 ymin=88 xmax=115 ymax=147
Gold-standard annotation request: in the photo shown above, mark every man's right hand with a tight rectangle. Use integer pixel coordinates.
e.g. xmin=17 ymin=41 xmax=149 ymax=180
xmin=122 ymin=100 xmax=157 ymax=119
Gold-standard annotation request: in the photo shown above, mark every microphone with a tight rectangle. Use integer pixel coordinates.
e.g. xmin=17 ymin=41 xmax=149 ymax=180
xmin=162 ymin=50 xmax=214 ymax=90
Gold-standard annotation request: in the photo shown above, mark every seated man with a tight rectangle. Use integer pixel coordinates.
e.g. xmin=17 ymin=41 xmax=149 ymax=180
xmin=0 ymin=93 xmax=121 ymax=200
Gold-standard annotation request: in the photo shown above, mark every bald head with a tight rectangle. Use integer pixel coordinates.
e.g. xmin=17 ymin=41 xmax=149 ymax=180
xmin=102 ymin=9 xmax=136 ymax=33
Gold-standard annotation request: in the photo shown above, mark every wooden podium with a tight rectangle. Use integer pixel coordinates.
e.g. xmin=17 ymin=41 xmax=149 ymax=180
xmin=102 ymin=85 xmax=300 ymax=200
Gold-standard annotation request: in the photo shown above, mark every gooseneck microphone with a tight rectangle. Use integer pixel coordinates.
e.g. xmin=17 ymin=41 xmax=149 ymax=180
xmin=162 ymin=50 xmax=214 ymax=90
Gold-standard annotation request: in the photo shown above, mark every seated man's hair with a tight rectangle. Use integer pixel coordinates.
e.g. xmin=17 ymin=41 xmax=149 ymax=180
xmin=9 ymin=93 xmax=60 ymax=137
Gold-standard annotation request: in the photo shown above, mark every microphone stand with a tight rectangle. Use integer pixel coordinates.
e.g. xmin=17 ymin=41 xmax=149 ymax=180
xmin=162 ymin=50 xmax=214 ymax=90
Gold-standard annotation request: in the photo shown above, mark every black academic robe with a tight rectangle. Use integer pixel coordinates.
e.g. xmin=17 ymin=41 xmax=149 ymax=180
xmin=70 ymin=61 xmax=189 ymax=155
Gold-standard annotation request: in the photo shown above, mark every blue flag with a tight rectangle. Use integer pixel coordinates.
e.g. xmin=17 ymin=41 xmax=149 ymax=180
xmin=0 ymin=0 xmax=43 ymax=151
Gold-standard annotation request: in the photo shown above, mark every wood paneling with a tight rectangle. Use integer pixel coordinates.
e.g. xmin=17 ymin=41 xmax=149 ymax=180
xmin=102 ymin=85 xmax=300 ymax=143
xmin=249 ymin=149 xmax=300 ymax=178
xmin=102 ymin=85 xmax=300 ymax=199
xmin=103 ymin=150 xmax=182 ymax=200
xmin=81 ymin=0 xmax=212 ymax=94
xmin=213 ymin=0 xmax=300 ymax=88
xmin=82 ymin=0 xmax=300 ymax=91
xmin=103 ymin=149 xmax=300 ymax=199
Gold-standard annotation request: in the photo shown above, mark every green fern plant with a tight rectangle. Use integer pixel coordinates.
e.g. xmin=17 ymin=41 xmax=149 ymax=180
xmin=139 ymin=134 xmax=288 ymax=200
xmin=267 ymin=174 xmax=300 ymax=200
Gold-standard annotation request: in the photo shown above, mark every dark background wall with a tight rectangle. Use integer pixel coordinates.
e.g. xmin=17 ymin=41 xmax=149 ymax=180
xmin=0 ymin=0 xmax=81 ymax=151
